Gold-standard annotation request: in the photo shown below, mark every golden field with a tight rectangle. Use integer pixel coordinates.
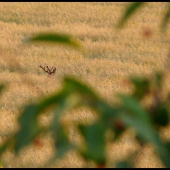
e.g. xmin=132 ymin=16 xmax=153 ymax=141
xmin=0 ymin=2 xmax=170 ymax=168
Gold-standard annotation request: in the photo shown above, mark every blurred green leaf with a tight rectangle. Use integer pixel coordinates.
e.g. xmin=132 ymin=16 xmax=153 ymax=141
xmin=156 ymin=141 xmax=170 ymax=168
xmin=13 ymin=78 xmax=82 ymax=154
xmin=0 ymin=137 xmax=14 ymax=156
xmin=164 ymin=142 xmax=170 ymax=153
xmin=135 ymin=134 xmax=145 ymax=147
xmin=153 ymin=106 xmax=169 ymax=127
xmin=157 ymin=142 xmax=170 ymax=168
xmin=26 ymin=33 xmax=81 ymax=49
xmin=49 ymin=100 xmax=75 ymax=159
xmin=0 ymin=160 xmax=3 ymax=168
xmin=112 ymin=118 xmax=126 ymax=140
xmin=13 ymin=77 xmax=101 ymax=156
xmin=117 ymin=2 xmax=145 ymax=28
xmin=78 ymin=121 xmax=106 ymax=165
xmin=119 ymin=95 xmax=151 ymax=123
xmin=63 ymin=78 xmax=121 ymax=118
xmin=116 ymin=161 xmax=132 ymax=168
xmin=118 ymin=95 xmax=160 ymax=143
xmin=120 ymin=113 xmax=156 ymax=144
xmin=161 ymin=2 xmax=170 ymax=32
xmin=154 ymin=71 xmax=163 ymax=90
xmin=63 ymin=77 xmax=98 ymax=99
xmin=118 ymin=95 xmax=170 ymax=167
xmin=118 ymin=110 xmax=170 ymax=168
xmin=53 ymin=124 xmax=74 ymax=156
xmin=14 ymin=104 xmax=42 ymax=153
xmin=130 ymin=76 xmax=150 ymax=100
xmin=0 ymin=84 xmax=5 ymax=95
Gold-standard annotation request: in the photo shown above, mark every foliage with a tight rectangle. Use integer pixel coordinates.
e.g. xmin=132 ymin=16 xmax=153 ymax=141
xmin=1 ymin=2 xmax=170 ymax=168
xmin=26 ymin=33 xmax=81 ymax=49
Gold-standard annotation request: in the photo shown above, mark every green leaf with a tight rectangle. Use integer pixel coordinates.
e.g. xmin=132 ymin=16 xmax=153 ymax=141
xmin=63 ymin=77 xmax=98 ymax=99
xmin=154 ymin=71 xmax=163 ymax=89
xmin=157 ymin=142 xmax=170 ymax=168
xmin=37 ymin=77 xmax=98 ymax=112
xmin=53 ymin=125 xmax=74 ymax=158
xmin=14 ymin=104 xmax=41 ymax=153
xmin=130 ymin=76 xmax=150 ymax=100
xmin=117 ymin=2 xmax=145 ymax=28
xmin=44 ymin=103 xmax=75 ymax=167
xmin=0 ymin=160 xmax=3 ymax=168
xmin=44 ymin=89 xmax=81 ymax=166
xmin=118 ymin=95 xmax=151 ymax=122
xmin=118 ymin=95 xmax=160 ymax=144
xmin=63 ymin=77 xmax=119 ymax=120
xmin=26 ymin=33 xmax=81 ymax=49
xmin=112 ymin=118 xmax=126 ymax=140
xmin=120 ymin=113 xmax=156 ymax=144
xmin=50 ymin=102 xmax=75 ymax=158
xmin=13 ymin=87 xmax=69 ymax=154
xmin=161 ymin=2 xmax=170 ymax=32
xmin=152 ymin=106 xmax=169 ymax=127
xmin=0 ymin=84 xmax=5 ymax=95
xmin=118 ymin=95 xmax=170 ymax=167
xmin=0 ymin=137 xmax=14 ymax=156
xmin=13 ymin=77 xmax=97 ymax=154
xmin=78 ymin=121 xmax=106 ymax=165
xmin=116 ymin=161 xmax=132 ymax=168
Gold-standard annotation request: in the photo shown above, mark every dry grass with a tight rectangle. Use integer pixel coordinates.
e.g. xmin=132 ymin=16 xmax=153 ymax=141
xmin=0 ymin=2 xmax=170 ymax=167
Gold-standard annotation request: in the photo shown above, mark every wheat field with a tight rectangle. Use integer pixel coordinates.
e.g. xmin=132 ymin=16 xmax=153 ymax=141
xmin=0 ymin=2 xmax=170 ymax=168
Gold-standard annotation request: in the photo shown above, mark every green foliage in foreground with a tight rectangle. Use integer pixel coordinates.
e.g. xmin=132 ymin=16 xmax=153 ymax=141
xmin=1 ymin=2 xmax=170 ymax=168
